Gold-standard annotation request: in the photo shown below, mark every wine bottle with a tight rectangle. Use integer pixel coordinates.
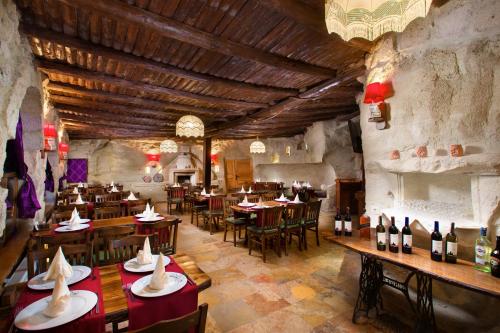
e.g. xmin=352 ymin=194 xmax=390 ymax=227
xmin=445 ymin=222 xmax=458 ymax=264
xmin=402 ymin=217 xmax=412 ymax=254
xmin=376 ymin=216 xmax=386 ymax=251
xmin=389 ymin=216 xmax=399 ymax=253
xmin=490 ymin=236 xmax=500 ymax=278
xmin=474 ymin=227 xmax=491 ymax=272
xmin=344 ymin=207 xmax=352 ymax=237
xmin=334 ymin=208 xmax=342 ymax=236
xmin=431 ymin=221 xmax=443 ymax=262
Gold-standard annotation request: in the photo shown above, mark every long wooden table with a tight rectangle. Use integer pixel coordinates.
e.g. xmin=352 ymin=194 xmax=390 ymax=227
xmin=322 ymin=230 xmax=500 ymax=332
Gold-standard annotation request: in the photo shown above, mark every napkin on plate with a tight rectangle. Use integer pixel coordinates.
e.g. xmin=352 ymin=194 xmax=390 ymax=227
xmin=239 ymin=186 xmax=245 ymax=193
xmin=247 ymin=186 xmax=252 ymax=194
xmin=143 ymin=203 xmax=151 ymax=216
xmin=111 ymin=185 xmax=119 ymax=192
xmin=143 ymin=206 xmax=156 ymax=220
xmin=257 ymin=197 xmax=263 ymax=206
xmin=200 ymin=188 xmax=207 ymax=196
xmin=127 ymin=192 xmax=137 ymax=200
xmin=75 ymin=194 xmax=84 ymax=205
xmin=72 ymin=187 xmax=79 ymax=194
xmin=278 ymin=193 xmax=286 ymax=201
xmin=43 ymin=247 xmax=73 ymax=281
xmin=110 ymin=181 xmax=114 ymax=187
xmin=43 ymin=274 xmax=71 ymax=318
xmin=293 ymin=194 xmax=301 ymax=203
xmin=149 ymin=253 xmax=167 ymax=290
xmin=242 ymin=195 xmax=249 ymax=204
xmin=136 ymin=237 xmax=153 ymax=265
xmin=78 ymin=182 xmax=84 ymax=188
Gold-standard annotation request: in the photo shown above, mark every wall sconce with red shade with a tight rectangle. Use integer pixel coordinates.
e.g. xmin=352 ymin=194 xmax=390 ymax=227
xmin=146 ymin=149 xmax=161 ymax=167
xmin=363 ymin=82 xmax=394 ymax=129
xmin=58 ymin=142 xmax=69 ymax=160
xmin=43 ymin=123 xmax=57 ymax=151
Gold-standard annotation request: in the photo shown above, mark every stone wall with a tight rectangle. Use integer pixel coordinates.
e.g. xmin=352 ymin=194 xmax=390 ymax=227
xmin=359 ymin=0 xmax=500 ymax=330
xmin=0 ymin=0 xmax=45 ymax=235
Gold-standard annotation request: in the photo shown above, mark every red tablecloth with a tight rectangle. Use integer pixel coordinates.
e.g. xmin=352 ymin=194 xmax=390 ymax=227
xmin=117 ymin=258 xmax=198 ymax=331
xmin=12 ymin=267 xmax=105 ymax=333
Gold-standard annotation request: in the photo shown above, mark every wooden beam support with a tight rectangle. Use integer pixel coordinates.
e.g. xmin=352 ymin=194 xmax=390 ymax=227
xmin=203 ymin=138 xmax=212 ymax=189
xmin=23 ymin=24 xmax=296 ymax=100
xmin=58 ymin=113 xmax=172 ymax=132
xmin=55 ymin=0 xmax=336 ymax=78
xmin=37 ymin=60 xmax=266 ymax=110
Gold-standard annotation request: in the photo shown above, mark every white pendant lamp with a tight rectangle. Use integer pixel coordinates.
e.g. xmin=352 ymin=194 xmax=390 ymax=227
xmin=159 ymin=139 xmax=178 ymax=153
xmin=176 ymin=115 xmax=204 ymax=138
xmin=250 ymin=139 xmax=266 ymax=154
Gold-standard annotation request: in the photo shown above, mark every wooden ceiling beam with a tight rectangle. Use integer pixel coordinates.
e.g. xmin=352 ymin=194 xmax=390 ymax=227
xmin=55 ymin=0 xmax=336 ymax=78
xmin=61 ymin=121 xmax=173 ymax=135
xmin=58 ymin=113 xmax=172 ymax=131
xmin=46 ymin=82 xmax=241 ymax=118
xmin=23 ymin=24 xmax=296 ymax=99
xmin=37 ymin=60 xmax=266 ymax=110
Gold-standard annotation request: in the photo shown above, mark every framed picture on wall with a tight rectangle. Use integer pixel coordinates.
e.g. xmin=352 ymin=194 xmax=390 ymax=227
xmin=66 ymin=159 xmax=88 ymax=183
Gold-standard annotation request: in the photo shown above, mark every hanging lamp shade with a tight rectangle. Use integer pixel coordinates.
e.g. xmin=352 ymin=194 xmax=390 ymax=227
xmin=250 ymin=140 xmax=266 ymax=154
xmin=363 ymin=82 xmax=385 ymax=104
xmin=146 ymin=148 xmax=160 ymax=162
xmin=325 ymin=0 xmax=433 ymax=41
xmin=176 ymin=115 xmax=204 ymax=138
xmin=160 ymin=139 xmax=178 ymax=153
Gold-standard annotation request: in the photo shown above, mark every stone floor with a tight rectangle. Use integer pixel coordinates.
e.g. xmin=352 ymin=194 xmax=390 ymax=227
xmin=174 ymin=211 xmax=407 ymax=333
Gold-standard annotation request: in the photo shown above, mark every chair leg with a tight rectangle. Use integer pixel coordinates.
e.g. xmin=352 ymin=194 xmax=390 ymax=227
xmin=191 ymin=210 xmax=194 ymax=224
xmin=284 ymin=231 xmax=288 ymax=256
xmin=303 ymin=226 xmax=308 ymax=250
xmin=223 ymin=223 xmax=228 ymax=242
xmin=315 ymin=226 xmax=320 ymax=246
xmin=276 ymin=234 xmax=281 ymax=258
xmin=298 ymin=230 xmax=302 ymax=251
xmin=262 ymin=235 xmax=266 ymax=263
xmin=233 ymin=225 xmax=237 ymax=246
xmin=248 ymin=234 xmax=253 ymax=255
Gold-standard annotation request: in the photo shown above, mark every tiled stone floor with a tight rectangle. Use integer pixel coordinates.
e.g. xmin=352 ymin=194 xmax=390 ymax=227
xmin=175 ymin=211 xmax=408 ymax=333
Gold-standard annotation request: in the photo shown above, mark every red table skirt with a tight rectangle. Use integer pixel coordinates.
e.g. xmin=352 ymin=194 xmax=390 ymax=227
xmin=117 ymin=258 xmax=198 ymax=331
xmin=134 ymin=218 xmax=170 ymax=245
xmin=12 ymin=267 xmax=105 ymax=333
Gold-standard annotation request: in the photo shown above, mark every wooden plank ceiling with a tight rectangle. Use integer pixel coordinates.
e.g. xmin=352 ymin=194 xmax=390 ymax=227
xmin=16 ymin=0 xmax=368 ymax=140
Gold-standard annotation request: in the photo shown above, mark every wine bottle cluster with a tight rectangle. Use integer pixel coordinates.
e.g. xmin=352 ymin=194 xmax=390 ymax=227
xmin=333 ymin=207 xmax=352 ymax=237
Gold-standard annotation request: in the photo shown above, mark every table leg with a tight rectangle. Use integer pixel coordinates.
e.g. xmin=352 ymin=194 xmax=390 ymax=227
xmin=352 ymin=254 xmax=383 ymax=323
xmin=415 ymin=272 xmax=436 ymax=333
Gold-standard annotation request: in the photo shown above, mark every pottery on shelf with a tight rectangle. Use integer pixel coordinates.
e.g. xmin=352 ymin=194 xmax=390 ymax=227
xmin=390 ymin=150 xmax=400 ymax=160
xmin=416 ymin=146 xmax=428 ymax=158
xmin=450 ymin=144 xmax=464 ymax=157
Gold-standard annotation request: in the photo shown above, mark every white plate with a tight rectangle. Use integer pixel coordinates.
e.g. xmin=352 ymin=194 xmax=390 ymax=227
xmin=59 ymin=219 xmax=91 ymax=226
xmin=74 ymin=201 xmax=86 ymax=205
xmin=137 ymin=216 xmax=165 ymax=222
xmin=124 ymin=255 xmax=171 ymax=273
xmin=252 ymin=205 xmax=270 ymax=209
xmin=14 ymin=290 xmax=97 ymax=331
xmin=275 ymin=199 xmax=289 ymax=202
xmin=238 ymin=203 xmax=255 ymax=207
xmin=28 ymin=266 xmax=92 ymax=290
xmin=131 ymin=272 xmax=187 ymax=298
xmin=54 ymin=224 xmax=90 ymax=233
xmin=135 ymin=213 xmax=160 ymax=218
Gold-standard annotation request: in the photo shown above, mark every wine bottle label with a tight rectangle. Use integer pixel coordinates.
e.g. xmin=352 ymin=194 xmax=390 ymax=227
xmin=335 ymin=220 xmax=342 ymax=231
xmin=432 ymin=240 xmax=442 ymax=255
xmin=403 ymin=235 xmax=412 ymax=248
xmin=345 ymin=221 xmax=352 ymax=232
xmin=446 ymin=242 xmax=457 ymax=256
xmin=490 ymin=257 xmax=499 ymax=269
xmin=390 ymin=234 xmax=399 ymax=247
xmin=377 ymin=232 xmax=386 ymax=245
xmin=476 ymin=245 xmax=486 ymax=264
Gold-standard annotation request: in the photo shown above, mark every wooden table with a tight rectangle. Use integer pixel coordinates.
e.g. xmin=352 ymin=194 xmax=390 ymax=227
xmin=230 ymin=200 xmax=285 ymax=214
xmin=322 ymin=230 xmax=500 ymax=332
xmin=100 ymin=253 xmax=211 ymax=327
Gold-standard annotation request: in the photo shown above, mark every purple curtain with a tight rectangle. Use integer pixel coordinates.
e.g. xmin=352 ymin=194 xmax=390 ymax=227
xmin=12 ymin=117 xmax=41 ymax=218
xmin=58 ymin=174 xmax=67 ymax=191
xmin=45 ymin=159 xmax=54 ymax=192
xmin=66 ymin=159 xmax=88 ymax=183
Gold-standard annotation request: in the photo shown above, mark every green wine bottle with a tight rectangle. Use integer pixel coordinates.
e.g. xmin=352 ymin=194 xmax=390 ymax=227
xmin=402 ymin=217 xmax=412 ymax=254
xmin=431 ymin=221 xmax=443 ymax=262
xmin=376 ymin=216 xmax=386 ymax=251
xmin=389 ymin=216 xmax=399 ymax=253
xmin=445 ymin=222 xmax=458 ymax=263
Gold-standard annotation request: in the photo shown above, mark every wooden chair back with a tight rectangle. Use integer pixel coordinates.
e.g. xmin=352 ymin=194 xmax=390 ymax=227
xmin=208 ymin=195 xmax=224 ymax=212
xmin=284 ymin=203 xmax=306 ymax=227
xmin=258 ymin=206 xmax=284 ymax=230
xmin=130 ymin=303 xmax=208 ymax=333
xmin=67 ymin=193 xmax=87 ymax=204
xmin=52 ymin=210 xmax=73 ymax=224
xmin=95 ymin=194 xmax=112 ymax=204
xmin=94 ymin=225 xmax=136 ymax=266
xmin=223 ymin=198 xmax=239 ymax=218
xmin=109 ymin=234 xmax=159 ymax=264
xmin=107 ymin=192 xmax=122 ymax=201
xmin=168 ymin=188 xmax=185 ymax=199
xmin=57 ymin=203 xmax=88 ymax=218
xmin=122 ymin=191 xmax=140 ymax=200
xmin=128 ymin=199 xmax=149 ymax=216
xmin=246 ymin=195 xmax=260 ymax=203
xmin=151 ymin=218 xmax=180 ymax=255
xmin=304 ymin=200 xmax=322 ymax=224
xmin=95 ymin=200 xmax=121 ymax=208
xmin=95 ymin=206 xmax=122 ymax=220
xmin=261 ymin=192 xmax=275 ymax=202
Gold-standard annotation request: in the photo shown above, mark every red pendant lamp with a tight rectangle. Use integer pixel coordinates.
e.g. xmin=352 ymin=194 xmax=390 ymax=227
xmin=43 ymin=123 xmax=57 ymax=151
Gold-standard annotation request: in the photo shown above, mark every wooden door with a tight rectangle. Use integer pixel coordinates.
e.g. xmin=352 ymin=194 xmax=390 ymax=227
xmin=225 ymin=159 xmax=253 ymax=190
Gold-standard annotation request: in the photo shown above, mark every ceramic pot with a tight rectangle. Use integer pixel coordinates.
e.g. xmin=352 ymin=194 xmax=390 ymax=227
xmin=416 ymin=146 xmax=427 ymax=158
xmin=450 ymin=144 xmax=464 ymax=157
xmin=390 ymin=150 xmax=400 ymax=160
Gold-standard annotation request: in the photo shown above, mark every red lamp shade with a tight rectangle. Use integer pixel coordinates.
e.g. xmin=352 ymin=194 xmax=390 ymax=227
xmin=43 ymin=123 xmax=57 ymax=151
xmin=146 ymin=153 xmax=160 ymax=162
xmin=363 ymin=82 xmax=385 ymax=104
xmin=58 ymin=142 xmax=69 ymax=160
xmin=211 ymin=153 xmax=218 ymax=164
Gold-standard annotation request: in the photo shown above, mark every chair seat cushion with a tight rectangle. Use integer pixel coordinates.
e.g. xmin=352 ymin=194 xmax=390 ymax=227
xmin=281 ymin=222 xmax=301 ymax=229
xmin=247 ymin=225 xmax=279 ymax=234
xmin=225 ymin=217 xmax=246 ymax=225
xmin=202 ymin=210 xmax=223 ymax=216
xmin=169 ymin=198 xmax=183 ymax=203
xmin=303 ymin=219 xmax=317 ymax=225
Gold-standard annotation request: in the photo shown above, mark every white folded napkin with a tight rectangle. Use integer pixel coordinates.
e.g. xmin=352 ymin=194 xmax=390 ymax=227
xmin=43 ymin=274 xmax=71 ymax=318
xmin=43 ymin=247 xmax=73 ymax=281
xmin=239 ymin=186 xmax=245 ymax=193
xmin=306 ymin=182 xmax=312 ymax=188
xmin=257 ymin=197 xmax=263 ymax=206
xmin=70 ymin=207 xmax=79 ymax=221
xmin=110 ymin=181 xmax=114 ymax=187
xmin=111 ymin=185 xmax=119 ymax=192
xmin=247 ymin=186 xmax=252 ymax=194
xmin=145 ymin=206 xmax=156 ymax=219
xmin=68 ymin=210 xmax=82 ymax=229
xmin=127 ymin=192 xmax=137 ymax=200
xmin=72 ymin=187 xmax=79 ymax=194
xmin=78 ymin=182 xmax=84 ymax=188
xmin=75 ymin=194 xmax=84 ymax=205
xmin=278 ymin=193 xmax=286 ymax=201
xmin=242 ymin=195 xmax=249 ymax=204
xmin=136 ymin=237 xmax=153 ymax=265
xmin=143 ymin=203 xmax=151 ymax=215
xmin=149 ymin=253 xmax=167 ymax=290
xmin=293 ymin=194 xmax=301 ymax=203
xmin=200 ymin=188 xmax=207 ymax=196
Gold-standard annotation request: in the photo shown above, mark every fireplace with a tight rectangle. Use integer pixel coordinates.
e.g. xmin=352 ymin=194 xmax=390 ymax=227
xmin=175 ymin=172 xmax=195 ymax=184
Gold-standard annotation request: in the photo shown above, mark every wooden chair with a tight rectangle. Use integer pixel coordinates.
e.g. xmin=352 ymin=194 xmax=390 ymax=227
xmin=95 ymin=200 xmax=121 ymax=208
xmin=282 ymin=203 xmax=306 ymax=255
xmin=130 ymin=303 xmax=208 ymax=333
xmin=122 ymin=191 xmax=140 ymax=200
xmin=94 ymin=226 xmax=136 ymax=266
xmin=191 ymin=196 xmax=207 ymax=226
xmin=246 ymin=195 xmax=260 ymax=203
xmin=95 ymin=194 xmax=112 ymax=204
xmin=223 ymin=198 xmax=246 ymax=247
xmin=128 ymin=199 xmax=149 ymax=216
xmin=302 ymin=200 xmax=322 ymax=249
xmin=67 ymin=193 xmax=87 ymax=204
xmin=150 ymin=218 xmax=180 ymax=255
xmin=261 ymin=192 xmax=276 ymax=202
xmin=94 ymin=205 xmax=122 ymax=220
xmin=109 ymin=234 xmax=159 ymax=264
xmin=167 ymin=187 xmax=185 ymax=214
xmin=108 ymin=192 xmax=122 ymax=201
xmin=247 ymin=206 xmax=284 ymax=263
xmin=202 ymin=195 xmax=224 ymax=235
xmin=52 ymin=210 xmax=73 ymax=224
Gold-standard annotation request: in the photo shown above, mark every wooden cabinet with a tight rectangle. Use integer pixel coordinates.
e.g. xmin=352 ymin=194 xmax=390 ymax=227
xmin=225 ymin=159 xmax=253 ymax=190
xmin=335 ymin=178 xmax=363 ymax=215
